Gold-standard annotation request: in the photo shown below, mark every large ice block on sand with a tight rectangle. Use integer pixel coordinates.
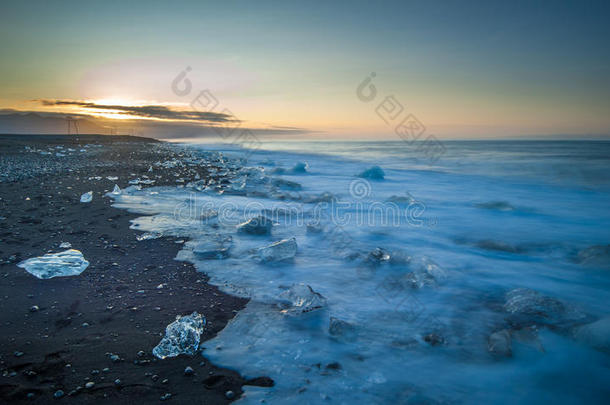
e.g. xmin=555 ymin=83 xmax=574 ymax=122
xmin=17 ymin=249 xmax=89 ymax=279
xmin=153 ymin=312 xmax=206 ymax=359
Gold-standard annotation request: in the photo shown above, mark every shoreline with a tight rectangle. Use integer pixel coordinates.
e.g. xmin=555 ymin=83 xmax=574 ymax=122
xmin=0 ymin=135 xmax=266 ymax=403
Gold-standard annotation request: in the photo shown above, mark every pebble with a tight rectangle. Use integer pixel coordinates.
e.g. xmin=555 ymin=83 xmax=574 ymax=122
xmin=27 ymin=392 xmax=35 ymax=399
xmin=161 ymin=378 xmax=169 ymax=384
xmin=85 ymin=381 xmax=95 ymax=389
xmin=29 ymin=305 xmax=39 ymax=312
xmin=14 ymin=351 xmax=24 ymax=357
xmin=91 ymin=369 xmax=100 ymax=375
xmin=102 ymin=368 xmax=110 ymax=372
xmin=114 ymin=378 xmax=122 ymax=386
xmin=225 ymin=390 xmax=235 ymax=399
xmin=151 ymin=374 xmax=159 ymax=381
xmin=109 ymin=354 xmax=120 ymax=362
xmin=160 ymin=393 xmax=172 ymax=401
xmin=137 ymin=350 xmax=146 ymax=357
xmin=54 ymin=390 xmax=64 ymax=399
xmin=184 ymin=366 xmax=194 ymax=376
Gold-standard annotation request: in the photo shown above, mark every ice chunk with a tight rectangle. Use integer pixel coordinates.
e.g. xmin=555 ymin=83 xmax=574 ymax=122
xmin=279 ymin=284 xmax=326 ymax=315
xmin=503 ymin=288 xmax=585 ymax=327
xmin=358 ymin=166 xmax=385 ymax=180
xmin=574 ymin=317 xmax=610 ymax=353
xmin=153 ymin=312 xmax=206 ymax=359
xmin=112 ymin=184 xmax=121 ymax=195
xmin=258 ymin=238 xmax=297 ymax=262
xmin=17 ymin=249 xmax=89 ymax=279
xmin=364 ymin=247 xmax=391 ymax=266
xmin=136 ymin=232 xmax=162 ymax=241
xmin=386 ymin=194 xmax=415 ymax=205
xmin=475 ymin=201 xmax=515 ymax=211
xmin=194 ymin=236 xmax=232 ymax=259
xmin=488 ymin=329 xmax=512 ymax=357
xmin=329 ymin=317 xmax=358 ymax=342
xmin=576 ymin=245 xmax=610 ymax=268
xmin=292 ymin=162 xmax=308 ymax=173
xmin=80 ymin=191 xmax=93 ymax=203
xmin=59 ymin=242 xmax=72 ymax=248
xmin=237 ymin=215 xmax=273 ymax=235
xmin=129 ymin=178 xmax=155 ymax=185
xmin=272 ymin=178 xmax=302 ymax=190
xmin=106 ymin=176 xmax=119 ymax=181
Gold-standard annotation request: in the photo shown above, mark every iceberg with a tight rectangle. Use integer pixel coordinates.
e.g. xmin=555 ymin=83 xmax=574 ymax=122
xmin=358 ymin=166 xmax=385 ymax=180
xmin=80 ymin=191 xmax=93 ymax=203
xmin=258 ymin=238 xmax=297 ymax=262
xmin=279 ymin=283 xmax=326 ymax=315
xmin=237 ymin=215 xmax=273 ymax=235
xmin=153 ymin=312 xmax=206 ymax=359
xmin=17 ymin=249 xmax=89 ymax=279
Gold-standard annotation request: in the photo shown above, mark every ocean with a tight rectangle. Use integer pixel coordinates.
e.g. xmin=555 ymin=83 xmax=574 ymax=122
xmin=110 ymin=140 xmax=610 ymax=404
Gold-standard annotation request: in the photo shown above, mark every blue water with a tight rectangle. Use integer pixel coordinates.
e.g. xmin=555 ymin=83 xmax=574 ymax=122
xmin=110 ymin=140 xmax=610 ymax=404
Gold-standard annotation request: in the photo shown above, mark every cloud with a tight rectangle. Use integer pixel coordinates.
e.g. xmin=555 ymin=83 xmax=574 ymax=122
xmin=37 ymin=99 xmax=237 ymax=123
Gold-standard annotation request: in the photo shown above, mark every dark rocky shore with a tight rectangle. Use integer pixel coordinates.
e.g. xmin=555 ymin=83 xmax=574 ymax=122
xmin=0 ymin=135 xmax=266 ymax=403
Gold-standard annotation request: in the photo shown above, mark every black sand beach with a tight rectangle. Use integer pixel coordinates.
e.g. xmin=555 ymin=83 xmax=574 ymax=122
xmin=0 ymin=135 xmax=268 ymax=403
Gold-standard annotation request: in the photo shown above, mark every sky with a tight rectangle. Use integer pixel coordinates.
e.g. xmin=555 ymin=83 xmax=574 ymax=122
xmin=1 ymin=0 xmax=609 ymax=139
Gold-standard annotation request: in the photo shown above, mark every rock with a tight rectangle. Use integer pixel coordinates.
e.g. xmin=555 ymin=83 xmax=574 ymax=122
xmin=151 ymin=374 xmax=159 ymax=382
xmin=488 ymin=329 xmax=512 ymax=357
xmin=114 ymin=379 xmax=122 ymax=386
xmin=184 ymin=366 xmax=194 ymax=376
xmin=109 ymin=354 xmax=121 ymax=362
xmin=225 ymin=390 xmax=235 ymax=399
xmin=54 ymin=390 xmax=64 ymax=399
xmin=85 ymin=382 xmax=95 ymax=389
xmin=160 ymin=393 xmax=172 ymax=401
xmin=14 ymin=351 xmax=24 ymax=357
xmin=574 ymin=317 xmax=610 ymax=353
xmin=29 ymin=305 xmax=39 ymax=312
xmin=137 ymin=350 xmax=145 ymax=357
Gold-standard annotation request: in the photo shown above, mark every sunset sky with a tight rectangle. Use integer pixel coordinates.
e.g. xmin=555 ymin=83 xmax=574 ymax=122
xmin=1 ymin=0 xmax=609 ymax=139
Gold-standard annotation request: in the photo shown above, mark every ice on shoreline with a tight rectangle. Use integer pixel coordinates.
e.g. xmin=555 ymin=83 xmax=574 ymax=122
xmin=17 ymin=249 xmax=89 ymax=279
xmin=153 ymin=312 xmax=206 ymax=359
xmin=257 ymin=238 xmax=297 ymax=262
xmin=80 ymin=191 xmax=93 ymax=203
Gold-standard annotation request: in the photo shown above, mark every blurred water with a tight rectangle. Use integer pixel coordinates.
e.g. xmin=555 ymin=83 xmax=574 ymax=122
xmin=111 ymin=140 xmax=610 ymax=404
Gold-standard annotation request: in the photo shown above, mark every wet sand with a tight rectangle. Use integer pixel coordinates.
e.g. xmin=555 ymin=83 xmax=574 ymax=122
xmin=0 ymin=135 xmax=269 ymax=403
